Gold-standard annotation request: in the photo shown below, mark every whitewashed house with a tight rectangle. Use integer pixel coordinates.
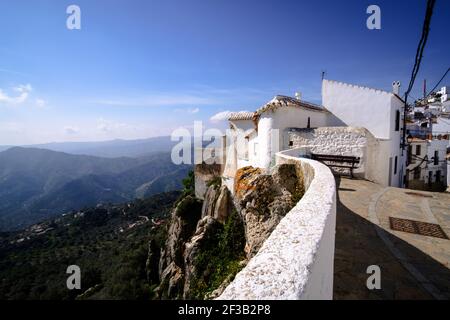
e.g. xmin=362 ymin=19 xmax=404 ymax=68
xmin=322 ymin=79 xmax=405 ymax=187
xmin=222 ymin=95 xmax=329 ymax=190
xmin=407 ymin=137 xmax=448 ymax=190
xmin=203 ymin=79 xmax=408 ymax=197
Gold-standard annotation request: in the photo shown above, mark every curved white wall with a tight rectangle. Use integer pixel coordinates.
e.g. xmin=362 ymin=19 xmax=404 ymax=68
xmin=218 ymin=148 xmax=337 ymax=299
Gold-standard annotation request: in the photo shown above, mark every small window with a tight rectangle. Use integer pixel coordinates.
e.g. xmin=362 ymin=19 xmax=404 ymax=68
xmin=395 ymin=110 xmax=400 ymax=131
xmin=394 ymin=156 xmax=398 ymax=175
xmin=416 ymin=145 xmax=421 ymax=155
xmin=414 ymin=167 xmax=421 ymax=179
xmin=289 ymin=140 xmax=293 ymax=147
xmin=434 ymin=151 xmax=439 ymax=165
xmin=307 ymin=117 xmax=311 ymax=129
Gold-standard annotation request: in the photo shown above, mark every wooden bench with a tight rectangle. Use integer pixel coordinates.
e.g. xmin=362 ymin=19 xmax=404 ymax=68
xmin=310 ymin=153 xmax=360 ymax=178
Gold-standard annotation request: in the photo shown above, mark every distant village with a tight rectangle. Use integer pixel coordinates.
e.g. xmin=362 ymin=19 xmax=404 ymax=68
xmin=406 ymin=85 xmax=450 ymax=191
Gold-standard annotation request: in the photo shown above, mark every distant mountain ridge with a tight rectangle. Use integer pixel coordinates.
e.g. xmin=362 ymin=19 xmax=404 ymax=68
xmin=0 ymin=147 xmax=191 ymax=231
xmin=0 ymin=136 xmax=176 ymax=158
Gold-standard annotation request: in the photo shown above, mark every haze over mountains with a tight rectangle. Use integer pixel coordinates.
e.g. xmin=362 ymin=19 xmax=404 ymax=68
xmin=0 ymin=136 xmax=177 ymax=158
xmin=0 ymin=137 xmax=192 ymax=231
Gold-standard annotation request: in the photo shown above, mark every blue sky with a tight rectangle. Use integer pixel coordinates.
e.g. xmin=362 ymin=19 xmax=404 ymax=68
xmin=0 ymin=0 xmax=449 ymax=144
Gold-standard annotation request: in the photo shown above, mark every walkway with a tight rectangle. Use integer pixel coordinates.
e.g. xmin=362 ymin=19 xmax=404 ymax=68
xmin=333 ymin=177 xmax=450 ymax=299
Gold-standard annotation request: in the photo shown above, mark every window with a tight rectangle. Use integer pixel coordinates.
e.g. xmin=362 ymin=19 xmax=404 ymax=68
xmin=436 ymin=170 xmax=441 ymax=183
xmin=434 ymin=151 xmax=439 ymax=165
xmin=307 ymin=117 xmax=311 ymax=129
xmin=289 ymin=140 xmax=293 ymax=147
xmin=415 ymin=145 xmax=421 ymax=155
xmin=395 ymin=110 xmax=400 ymax=131
xmin=414 ymin=167 xmax=421 ymax=179
xmin=237 ymin=136 xmax=249 ymax=160
xmin=394 ymin=156 xmax=398 ymax=175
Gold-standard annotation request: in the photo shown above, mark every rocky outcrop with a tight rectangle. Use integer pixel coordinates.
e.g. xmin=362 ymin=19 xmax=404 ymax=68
xmin=202 ymin=184 xmax=233 ymax=223
xmin=155 ymin=163 xmax=304 ymax=299
xmin=156 ymin=180 xmax=245 ymax=299
xmin=195 ymin=163 xmax=223 ymax=199
xmin=234 ymin=164 xmax=304 ymax=258
xmin=182 ymin=216 xmax=223 ymax=298
xmin=157 ymin=195 xmax=202 ymax=298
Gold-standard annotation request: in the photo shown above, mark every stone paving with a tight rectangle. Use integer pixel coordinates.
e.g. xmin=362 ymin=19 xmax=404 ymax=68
xmin=333 ymin=177 xmax=450 ymax=300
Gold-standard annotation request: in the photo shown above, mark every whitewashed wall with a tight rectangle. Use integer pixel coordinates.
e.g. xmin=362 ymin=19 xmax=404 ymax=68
xmin=323 ymin=79 xmax=396 ymax=139
xmin=285 ymin=126 xmax=398 ymax=187
xmin=218 ymin=148 xmax=336 ymax=300
xmin=322 ymin=80 xmax=405 ymax=187
xmin=257 ymin=106 xmax=329 ymax=169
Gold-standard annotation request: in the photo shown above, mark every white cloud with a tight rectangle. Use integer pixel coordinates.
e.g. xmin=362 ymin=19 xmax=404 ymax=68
xmin=64 ymin=126 xmax=80 ymax=135
xmin=210 ymin=110 xmax=252 ymax=123
xmin=0 ymin=83 xmax=32 ymax=105
xmin=97 ymin=118 xmax=130 ymax=133
xmin=35 ymin=98 xmax=46 ymax=108
xmin=210 ymin=111 xmax=232 ymax=123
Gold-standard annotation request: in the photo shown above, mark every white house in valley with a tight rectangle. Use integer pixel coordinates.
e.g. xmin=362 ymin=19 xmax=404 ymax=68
xmin=214 ymin=79 xmax=406 ymax=193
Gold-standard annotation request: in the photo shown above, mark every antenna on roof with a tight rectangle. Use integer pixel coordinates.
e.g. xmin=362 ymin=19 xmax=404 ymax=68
xmin=321 ymin=70 xmax=326 ymax=80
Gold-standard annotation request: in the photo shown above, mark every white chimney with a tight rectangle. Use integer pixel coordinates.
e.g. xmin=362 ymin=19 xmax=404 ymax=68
xmin=392 ymin=81 xmax=401 ymax=95
xmin=295 ymin=92 xmax=301 ymax=100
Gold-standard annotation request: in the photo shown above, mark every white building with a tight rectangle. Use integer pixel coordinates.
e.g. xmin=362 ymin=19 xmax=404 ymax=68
xmin=407 ymin=137 xmax=448 ymax=190
xmin=322 ymin=79 xmax=405 ymax=187
xmin=218 ymin=79 xmax=406 ymax=192
xmin=437 ymin=86 xmax=450 ymax=103
xmin=222 ymin=96 xmax=329 ymax=191
xmin=432 ymin=116 xmax=450 ymax=135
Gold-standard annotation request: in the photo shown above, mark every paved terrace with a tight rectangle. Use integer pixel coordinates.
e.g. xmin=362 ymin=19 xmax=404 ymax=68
xmin=334 ymin=177 xmax=450 ymax=299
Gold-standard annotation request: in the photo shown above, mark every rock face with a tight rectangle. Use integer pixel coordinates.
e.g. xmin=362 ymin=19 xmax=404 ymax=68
xmin=157 ymin=195 xmax=202 ymax=299
xmin=155 ymin=163 xmax=303 ymax=299
xmin=202 ymin=184 xmax=233 ymax=223
xmin=156 ymin=184 xmax=240 ymax=299
xmin=182 ymin=216 xmax=223 ymax=298
xmin=234 ymin=164 xmax=304 ymax=258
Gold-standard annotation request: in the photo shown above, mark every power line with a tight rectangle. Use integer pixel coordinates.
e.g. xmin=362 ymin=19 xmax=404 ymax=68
xmin=402 ymin=0 xmax=437 ymax=153
xmin=426 ymin=67 xmax=450 ymax=96
xmin=404 ymin=0 xmax=436 ymax=100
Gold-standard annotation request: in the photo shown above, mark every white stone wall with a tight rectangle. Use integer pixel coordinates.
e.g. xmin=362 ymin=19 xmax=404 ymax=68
xmin=218 ymin=148 xmax=336 ymax=300
xmin=286 ymin=127 xmax=386 ymax=183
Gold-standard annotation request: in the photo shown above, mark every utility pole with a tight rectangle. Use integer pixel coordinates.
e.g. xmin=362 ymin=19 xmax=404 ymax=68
xmin=423 ymin=79 xmax=427 ymax=99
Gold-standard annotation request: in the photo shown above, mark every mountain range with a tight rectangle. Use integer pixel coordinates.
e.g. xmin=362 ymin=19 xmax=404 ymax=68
xmin=0 ymin=136 xmax=177 ymax=158
xmin=0 ymin=146 xmax=191 ymax=231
